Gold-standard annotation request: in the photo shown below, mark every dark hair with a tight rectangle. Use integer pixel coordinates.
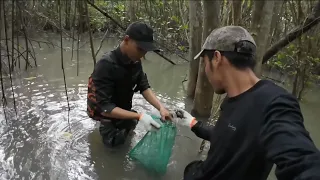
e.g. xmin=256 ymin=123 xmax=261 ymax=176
xmin=222 ymin=52 xmax=256 ymax=70
xmin=202 ymin=41 xmax=256 ymax=70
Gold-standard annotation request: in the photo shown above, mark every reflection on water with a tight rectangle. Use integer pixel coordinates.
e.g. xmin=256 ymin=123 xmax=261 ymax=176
xmin=0 ymin=36 xmax=319 ymax=180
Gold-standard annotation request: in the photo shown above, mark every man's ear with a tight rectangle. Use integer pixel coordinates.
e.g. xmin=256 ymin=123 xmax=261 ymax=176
xmin=214 ymin=51 xmax=222 ymax=66
xmin=123 ymin=35 xmax=130 ymax=43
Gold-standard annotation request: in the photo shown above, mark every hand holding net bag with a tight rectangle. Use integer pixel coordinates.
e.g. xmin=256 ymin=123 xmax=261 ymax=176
xmin=128 ymin=114 xmax=177 ymax=175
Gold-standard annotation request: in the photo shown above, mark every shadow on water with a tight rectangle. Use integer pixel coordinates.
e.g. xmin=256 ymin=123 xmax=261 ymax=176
xmin=0 ymin=34 xmax=319 ymax=180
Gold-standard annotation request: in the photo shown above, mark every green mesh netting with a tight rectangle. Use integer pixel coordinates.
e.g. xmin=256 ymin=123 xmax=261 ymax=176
xmin=128 ymin=115 xmax=177 ymax=174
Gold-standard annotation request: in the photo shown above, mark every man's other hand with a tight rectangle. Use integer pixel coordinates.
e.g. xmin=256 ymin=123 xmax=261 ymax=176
xmin=139 ymin=113 xmax=161 ymax=131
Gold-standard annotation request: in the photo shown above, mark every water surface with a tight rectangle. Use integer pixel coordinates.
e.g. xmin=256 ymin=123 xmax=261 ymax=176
xmin=0 ymin=35 xmax=319 ymax=180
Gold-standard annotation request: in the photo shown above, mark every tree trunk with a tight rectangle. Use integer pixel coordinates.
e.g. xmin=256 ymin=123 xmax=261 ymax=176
xmin=250 ymin=0 xmax=265 ymax=37
xmin=292 ymin=68 xmax=300 ymax=97
xmin=297 ymin=63 xmax=308 ymax=100
xmin=0 ymin=0 xmax=4 ymax=39
xmin=65 ymin=0 xmax=72 ymax=30
xmin=253 ymin=0 xmax=275 ymax=77
xmin=232 ymin=0 xmax=242 ymax=25
xmin=192 ymin=0 xmax=220 ymax=117
xmin=222 ymin=0 xmax=230 ymax=26
xmin=186 ymin=0 xmax=202 ymax=98
xmin=126 ymin=0 xmax=136 ymax=22
xmin=268 ymin=0 xmax=284 ymax=47
xmin=77 ymin=0 xmax=87 ymax=33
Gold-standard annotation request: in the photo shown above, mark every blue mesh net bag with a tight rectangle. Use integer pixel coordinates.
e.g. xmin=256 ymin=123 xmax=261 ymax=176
xmin=128 ymin=114 xmax=177 ymax=174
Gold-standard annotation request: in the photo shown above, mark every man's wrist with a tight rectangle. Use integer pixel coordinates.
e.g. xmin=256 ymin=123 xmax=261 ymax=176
xmin=159 ymin=105 xmax=165 ymax=111
xmin=190 ymin=118 xmax=198 ymax=128
xmin=136 ymin=113 xmax=142 ymax=120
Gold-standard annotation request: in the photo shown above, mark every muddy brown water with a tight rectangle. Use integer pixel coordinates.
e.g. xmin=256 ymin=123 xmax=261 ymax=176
xmin=0 ymin=35 xmax=319 ymax=180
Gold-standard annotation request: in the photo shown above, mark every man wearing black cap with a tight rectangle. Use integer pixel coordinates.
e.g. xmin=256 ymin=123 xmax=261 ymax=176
xmin=87 ymin=22 xmax=171 ymax=148
xmin=173 ymin=26 xmax=320 ymax=179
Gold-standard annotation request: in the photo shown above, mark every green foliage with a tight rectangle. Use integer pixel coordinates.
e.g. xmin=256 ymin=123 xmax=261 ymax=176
xmin=269 ymin=34 xmax=320 ymax=99
xmin=87 ymin=1 xmax=109 ymax=31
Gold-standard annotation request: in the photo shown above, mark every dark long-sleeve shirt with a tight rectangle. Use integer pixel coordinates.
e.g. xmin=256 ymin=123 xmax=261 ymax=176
xmin=186 ymin=80 xmax=320 ymax=180
xmin=87 ymin=47 xmax=150 ymax=120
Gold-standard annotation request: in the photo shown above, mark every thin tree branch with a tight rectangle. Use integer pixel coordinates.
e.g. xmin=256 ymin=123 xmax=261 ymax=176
xmin=95 ymin=29 xmax=109 ymax=57
xmin=86 ymin=0 xmax=177 ymax=65
xmin=85 ymin=0 xmax=96 ymax=65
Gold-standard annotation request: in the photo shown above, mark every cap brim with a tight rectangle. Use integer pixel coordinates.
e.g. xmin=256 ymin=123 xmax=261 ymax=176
xmin=194 ymin=49 xmax=204 ymax=60
xmin=136 ymin=41 xmax=160 ymax=52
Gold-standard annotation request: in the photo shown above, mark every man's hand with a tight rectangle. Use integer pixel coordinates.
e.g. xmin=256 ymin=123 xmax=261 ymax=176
xmin=160 ymin=107 xmax=172 ymax=120
xmin=142 ymin=89 xmax=172 ymax=120
xmin=173 ymin=109 xmax=197 ymax=128
xmin=139 ymin=113 xmax=161 ymax=131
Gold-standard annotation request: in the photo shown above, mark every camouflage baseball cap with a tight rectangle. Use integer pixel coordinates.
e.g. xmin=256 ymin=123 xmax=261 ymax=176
xmin=194 ymin=26 xmax=256 ymax=60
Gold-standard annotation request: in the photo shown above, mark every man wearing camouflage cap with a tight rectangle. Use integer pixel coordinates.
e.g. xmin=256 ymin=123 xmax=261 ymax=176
xmin=173 ymin=26 xmax=320 ymax=179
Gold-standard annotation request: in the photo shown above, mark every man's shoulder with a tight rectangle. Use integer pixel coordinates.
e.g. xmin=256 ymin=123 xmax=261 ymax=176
xmin=255 ymin=80 xmax=292 ymax=100
xmin=247 ymin=79 xmax=299 ymax=112
xmin=256 ymin=80 xmax=300 ymax=114
xmin=97 ymin=51 xmax=117 ymax=64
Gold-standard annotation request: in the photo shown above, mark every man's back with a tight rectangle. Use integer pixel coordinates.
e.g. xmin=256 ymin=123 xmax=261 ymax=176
xmin=188 ymin=80 xmax=320 ymax=180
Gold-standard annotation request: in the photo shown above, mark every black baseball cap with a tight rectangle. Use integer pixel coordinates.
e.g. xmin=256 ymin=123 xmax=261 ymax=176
xmin=125 ymin=22 xmax=160 ymax=52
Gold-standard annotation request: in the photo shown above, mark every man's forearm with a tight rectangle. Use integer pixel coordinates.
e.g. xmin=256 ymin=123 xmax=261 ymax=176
xmin=191 ymin=121 xmax=213 ymax=141
xmin=102 ymin=107 xmax=140 ymax=120
xmin=142 ymin=88 xmax=164 ymax=110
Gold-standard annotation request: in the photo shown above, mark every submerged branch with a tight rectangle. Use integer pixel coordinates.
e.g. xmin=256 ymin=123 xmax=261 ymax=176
xmin=58 ymin=0 xmax=71 ymax=127
xmin=3 ymin=0 xmax=17 ymax=117
xmin=0 ymin=0 xmax=8 ymax=123
xmin=27 ymin=39 xmax=37 ymax=67
xmin=2 ymin=39 xmax=34 ymax=68
xmin=76 ymin=31 xmax=80 ymax=76
xmin=11 ymin=0 xmax=15 ymax=71
xmin=71 ymin=0 xmax=78 ymax=61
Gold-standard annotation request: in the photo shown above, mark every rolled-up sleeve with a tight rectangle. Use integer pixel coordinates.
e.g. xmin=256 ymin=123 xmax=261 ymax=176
xmin=91 ymin=60 xmax=116 ymax=113
xmin=137 ymin=68 xmax=150 ymax=93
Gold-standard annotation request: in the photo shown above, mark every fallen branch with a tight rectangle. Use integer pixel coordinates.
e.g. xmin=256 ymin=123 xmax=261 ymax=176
xmin=86 ymin=0 xmax=176 ymax=65
xmin=262 ymin=0 xmax=320 ymax=64
xmin=28 ymin=39 xmax=55 ymax=48
xmin=25 ymin=10 xmax=76 ymax=41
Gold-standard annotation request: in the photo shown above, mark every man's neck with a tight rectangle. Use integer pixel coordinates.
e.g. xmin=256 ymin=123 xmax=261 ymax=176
xmin=225 ymin=69 xmax=260 ymax=98
xmin=119 ymin=42 xmax=139 ymax=63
